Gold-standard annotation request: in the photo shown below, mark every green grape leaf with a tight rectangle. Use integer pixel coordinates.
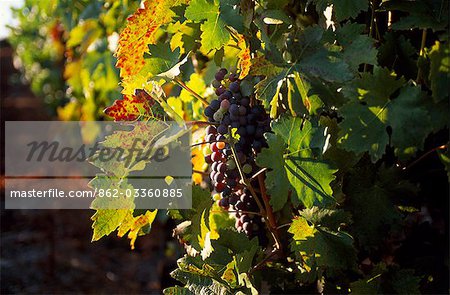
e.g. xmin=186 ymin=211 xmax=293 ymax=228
xmin=350 ymin=264 xmax=421 ymax=294
xmin=296 ymin=47 xmax=353 ymax=82
xmin=428 ymin=41 xmax=450 ymax=103
xmin=338 ymin=68 xmax=433 ymax=161
xmin=341 ymin=67 xmax=406 ymax=105
xmin=378 ymin=32 xmax=418 ymax=80
xmin=219 ymin=0 xmax=244 ymax=33
xmin=335 ymin=25 xmax=378 ymax=71
xmin=169 ymin=256 xmax=232 ymax=295
xmin=314 ymin=0 xmax=368 ymax=21
xmin=144 ymin=43 xmax=188 ymax=80
xmin=343 ymin=161 xmax=402 ymax=248
xmin=89 ymin=176 xmax=135 ymax=241
xmin=382 ymin=0 xmax=449 ymax=31
xmin=184 ymin=0 xmax=231 ymax=51
xmin=288 ymin=214 xmax=356 ymax=279
xmin=300 ymin=207 xmax=352 ymax=230
xmin=252 ymin=60 xmax=287 ymax=115
xmin=257 ymin=117 xmax=337 ymax=210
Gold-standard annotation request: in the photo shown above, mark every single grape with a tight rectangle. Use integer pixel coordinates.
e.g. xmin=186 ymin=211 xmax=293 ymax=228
xmin=216 ymin=134 xmax=226 ymax=141
xmin=235 ymin=201 xmax=246 ymax=210
xmin=229 ymin=194 xmax=239 ymax=205
xmin=215 ymin=86 xmax=225 ymax=96
xmin=227 ymin=178 xmax=237 ymax=187
xmin=229 ymin=104 xmax=239 ymax=116
xmin=238 ymin=106 xmax=247 ymax=115
xmin=210 ymin=99 xmax=220 ymax=110
xmin=226 ymin=169 xmax=239 ymax=179
xmin=247 ymin=113 xmax=256 ymax=124
xmin=212 ymin=79 xmax=222 ymax=88
xmin=210 ymin=142 xmax=219 ymax=152
xmin=255 ymin=127 xmax=264 ymax=138
xmin=204 ymin=154 xmax=213 ymax=164
xmin=231 ymin=121 xmax=240 ymax=129
xmin=226 ymin=159 xmax=237 ymax=170
xmin=221 ymin=186 xmax=231 ymax=197
xmin=252 ymin=140 xmax=262 ymax=152
xmin=240 ymin=193 xmax=250 ymax=203
xmin=242 ymin=163 xmax=252 ymax=174
xmin=211 ymin=161 xmax=218 ymax=172
xmin=240 ymin=215 xmax=250 ymax=223
xmin=211 ymin=152 xmax=222 ymax=162
xmin=213 ymin=110 xmax=224 ymax=122
xmin=229 ymin=81 xmax=240 ymax=93
xmin=246 ymin=125 xmax=256 ymax=135
xmin=217 ymin=162 xmax=227 ymax=173
xmin=217 ymin=124 xmax=228 ymax=135
xmin=239 ymin=116 xmax=247 ymax=126
xmin=233 ymin=93 xmax=242 ymax=100
xmin=206 ymin=125 xmax=217 ymax=135
xmin=215 ymin=72 xmax=225 ymax=81
xmin=229 ymin=73 xmax=238 ymax=82
xmin=240 ymin=97 xmax=250 ymax=107
xmin=230 ymin=113 xmax=240 ymax=122
xmin=214 ymin=172 xmax=224 ymax=183
xmin=219 ymin=197 xmax=229 ymax=208
xmin=237 ymin=126 xmax=247 ymax=137
xmin=219 ymin=68 xmax=228 ymax=75
xmin=222 ymin=115 xmax=231 ymax=125
xmin=223 ymin=91 xmax=232 ymax=100
xmin=220 ymin=99 xmax=230 ymax=110
xmin=215 ymin=182 xmax=225 ymax=192
xmin=204 ymin=106 xmax=214 ymax=117
xmin=206 ymin=133 xmax=215 ymax=142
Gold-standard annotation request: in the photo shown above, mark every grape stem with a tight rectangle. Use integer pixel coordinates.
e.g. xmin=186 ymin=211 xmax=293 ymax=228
xmin=416 ymin=29 xmax=428 ymax=83
xmin=258 ymin=173 xmax=282 ymax=253
xmin=173 ymin=78 xmax=209 ymax=106
xmin=186 ymin=121 xmax=219 ymax=126
xmin=250 ymin=248 xmax=278 ymax=273
xmin=190 ymin=140 xmax=227 ymax=148
xmin=210 ymin=210 xmax=263 ymax=216
xmin=276 ymin=223 xmax=292 ymax=230
xmin=228 ymin=129 xmax=282 ymax=251
xmin=193 ymin=169 xmax=208 ymax=175
xmin=404 ymin=144 xmax=447 ymax=170
xmin=249 ymin=168 xmax=267 ymax=180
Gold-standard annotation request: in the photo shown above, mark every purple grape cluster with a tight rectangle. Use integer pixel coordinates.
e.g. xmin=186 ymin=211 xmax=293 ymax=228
xmin=203 ymin=68 xmax=270 ymax=243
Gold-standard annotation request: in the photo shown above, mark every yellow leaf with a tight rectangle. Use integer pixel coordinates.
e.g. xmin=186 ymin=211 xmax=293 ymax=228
xmin=118 ymin=210 xmax=158 ymax=249
xmin=236 ymin=34 xmax=251 ymax=79
xmin=191 ymin=145 xmax=205 ymax=185
xmin=115 ymin=0 xmax=189 ymax=91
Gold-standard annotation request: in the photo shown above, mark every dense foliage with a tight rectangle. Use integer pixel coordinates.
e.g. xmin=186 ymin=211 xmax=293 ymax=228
xmin=9 ymin=0 xmax=449 ymax=294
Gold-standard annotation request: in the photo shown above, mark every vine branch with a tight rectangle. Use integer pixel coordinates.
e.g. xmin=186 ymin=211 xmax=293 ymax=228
xmin=173 ymin=78 xmax=209 ymax=106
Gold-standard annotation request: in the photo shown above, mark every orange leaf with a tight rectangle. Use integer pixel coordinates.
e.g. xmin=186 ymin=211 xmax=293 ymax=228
xmin=115 ymin=0 xmax=188 ymax=80
xmin=104 ymin=89 xmax=163 ymax=121
xmin=237 ymin=34 xmax=251 ymax=79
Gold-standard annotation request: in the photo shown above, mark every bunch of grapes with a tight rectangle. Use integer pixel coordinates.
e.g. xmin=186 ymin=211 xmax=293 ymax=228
xmin=202 ymin=68 xmax=270 ymax=244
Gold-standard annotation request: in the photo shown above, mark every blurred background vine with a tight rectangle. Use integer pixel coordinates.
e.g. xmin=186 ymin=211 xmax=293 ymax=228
xmin=8 ymin=0 xmax=139 ymax=120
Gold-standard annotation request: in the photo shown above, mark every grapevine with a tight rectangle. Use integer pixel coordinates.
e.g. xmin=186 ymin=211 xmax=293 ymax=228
xmin=7 ymin=0 xmax=449 ymax=294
